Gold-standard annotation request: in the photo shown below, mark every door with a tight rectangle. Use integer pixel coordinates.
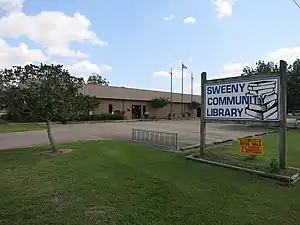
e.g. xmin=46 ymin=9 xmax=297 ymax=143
xmin=132 ymin=105 xmax=142 ymax=119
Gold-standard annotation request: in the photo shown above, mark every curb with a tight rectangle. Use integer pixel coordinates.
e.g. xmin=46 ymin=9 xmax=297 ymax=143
xmin=179 ymin=139 xmax=234 ymax=151
xmin=186 ymin=155 xmax=300 ymax=185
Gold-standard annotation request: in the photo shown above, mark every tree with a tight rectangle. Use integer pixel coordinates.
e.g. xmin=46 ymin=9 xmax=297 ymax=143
xmin=287 ymin=59 xmax=300 ymax=112
xmin=241 ymin=59 xmax=300 ymax=112
xmin=242 ymin=60 xmax=280 ymax=76
xmin=0 ymin=68 xmax=28 ymax=119
xmin=77 ymin=94 xmax=100 ymax=116
xmin=87 ymin=73 xmax=109 ymax=85
xmin=152 ymin=97 xmax=169 ymax=108
xmin=0 ymin=64 xmax=100 ymax=152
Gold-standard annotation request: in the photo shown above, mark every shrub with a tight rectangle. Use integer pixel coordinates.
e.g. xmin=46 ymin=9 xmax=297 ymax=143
xmin=114 ymin=110 xmax=125 ymax=116
xmin=168 ymin=113 xmax=175 ymax=120
xmin=245 ymin=154 xmax=256 ymax=160
xmin=77 ymin=114 xmax=105 ymax=121
xmin=152 ymin=97 xmax=169 ymax=108
xmin=269 ymin=158 xmax=279 ymax=172
xmin=102 ymin=113 xmax=123 ymax=120
xmin=190 ymin=101 xmax=200 ymax=109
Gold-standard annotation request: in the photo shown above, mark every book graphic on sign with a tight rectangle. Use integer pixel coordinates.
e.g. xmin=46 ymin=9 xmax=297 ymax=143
xmin=248 ymin=87 xmax=275 ymax=96
xmin=245 ymin=80 xmax=278 ymax=120
xmin=247 ymin=81 xmax=276 ymax=91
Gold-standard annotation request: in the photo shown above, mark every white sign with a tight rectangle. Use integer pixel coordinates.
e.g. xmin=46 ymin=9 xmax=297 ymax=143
xmin=204 ymin=77 xmax=280 ymax=121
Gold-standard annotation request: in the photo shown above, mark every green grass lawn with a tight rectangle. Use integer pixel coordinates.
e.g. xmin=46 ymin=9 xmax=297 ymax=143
xmin=1 ymin=140 xmax=300 ymax=224
xmin=203 ymin=130 xmax=300 ymax=172
xmin=0 ymin=123 xmax=46 ymax=133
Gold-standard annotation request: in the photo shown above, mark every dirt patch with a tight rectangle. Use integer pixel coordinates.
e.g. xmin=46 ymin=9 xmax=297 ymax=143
xmin=35 ymin=148 xmax=73 ymax=156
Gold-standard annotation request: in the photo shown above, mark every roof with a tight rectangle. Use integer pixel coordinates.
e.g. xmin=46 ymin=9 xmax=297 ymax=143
xmin=80 ymin=84 xmax=201 ymax=103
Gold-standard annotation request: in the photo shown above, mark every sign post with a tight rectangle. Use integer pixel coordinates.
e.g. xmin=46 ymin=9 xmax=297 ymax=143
xmin=200 ymin=72 xmax=207 ymax=155
xmin=279 ymin=60 xmax=287 ymax=169
xmin=200 ymin=60 xmax=287 ymax=169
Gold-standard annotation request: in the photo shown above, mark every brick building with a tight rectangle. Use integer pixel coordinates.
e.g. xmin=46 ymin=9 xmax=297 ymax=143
xmin=80 ymin=84 xmax=201 ymax=119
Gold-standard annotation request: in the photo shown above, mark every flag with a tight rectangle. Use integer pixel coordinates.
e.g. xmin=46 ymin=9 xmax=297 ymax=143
xmin=182 ymin=63 xmax=187 ymax=69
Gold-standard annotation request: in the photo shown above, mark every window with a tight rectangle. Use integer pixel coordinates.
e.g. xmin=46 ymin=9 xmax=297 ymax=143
xmin=109 ymin=104 xmax=113 ymax=113
xmin=143 ymin=105 xmax=146 ymax=114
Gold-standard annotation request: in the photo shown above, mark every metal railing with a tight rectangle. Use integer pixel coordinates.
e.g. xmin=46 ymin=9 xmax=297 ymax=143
xmin=131 ymin=128 xmax=178 ymax=149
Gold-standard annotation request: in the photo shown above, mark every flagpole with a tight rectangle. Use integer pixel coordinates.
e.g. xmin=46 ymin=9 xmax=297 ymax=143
xmin=181 ymin=62 xmax=184 ymax=115
xmin=170 ymin=67 xmax=173 ymax=119
xmin=191 ymin=72 xmax=193 ymax=102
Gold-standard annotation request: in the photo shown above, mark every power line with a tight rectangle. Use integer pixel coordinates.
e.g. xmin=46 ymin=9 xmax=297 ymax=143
xmin=292 ymin=0 xmax=300 ymax=9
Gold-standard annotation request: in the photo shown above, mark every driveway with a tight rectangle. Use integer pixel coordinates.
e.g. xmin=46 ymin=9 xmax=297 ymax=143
xmin=0 ymin=119 xmax=271 ymax=149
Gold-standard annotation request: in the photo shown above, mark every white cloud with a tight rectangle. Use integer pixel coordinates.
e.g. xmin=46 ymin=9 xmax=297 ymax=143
xmin=0 ymin=0 xmax=112 ymax=84
xmin=183 ymin=17 xmax=196 ymax=24
xmin=0 ymin=38 xmax=47 ymax=69
xmin=0 ymin=0 xmax=24 ymax=13
xmin=164 ymin=14 xmax=175 ymax=21
xmin=267 ymin=46 xmax=300 ymax=63
xmin=0 ymin=11 xmax=107 ymax=58
xmin=193 ymin=82 xmax=201 ymax=95
xmin=68 ymin=60 xmax=112 ymax=78
xmin=217 ymin=46 xmax=300 ymax=80
xmin=153 ymin=69 xmax=189 ymax=79
xmin=188 ymin=56 xmax=193 ymax=61
xmin=218 ymin=62 xmax=249 ymax=78
xmin=213 ymin=0 xmax=234 ymax=19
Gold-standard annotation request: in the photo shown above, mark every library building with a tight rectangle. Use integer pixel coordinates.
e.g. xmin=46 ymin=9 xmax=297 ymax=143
xmin=80 ymin=84 xmax=201 ymax=120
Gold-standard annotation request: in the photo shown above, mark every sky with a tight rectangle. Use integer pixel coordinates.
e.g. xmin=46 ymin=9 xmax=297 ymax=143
xmin=0 ymin=0 xmax=300 ymax=95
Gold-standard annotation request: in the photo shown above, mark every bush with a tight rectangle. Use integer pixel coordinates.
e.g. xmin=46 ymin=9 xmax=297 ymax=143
xmin=78 ymin=113 xmax=124 ymax=121
xmin=2 ymin=111 xmax=125 ymax=122
xmin=0 ymin=114 xmax=9 ymax=120
xmin=269 ymin=158 xmax=279 ymax=172
xmin=103 ymin=113 xmax=123 ymax=120
xmin=1 ymin=112 xmax=49 ymax=122
xmin=152 ymin=97 xmax=169 ymax=108
xmin=77 ymin=114 xmax=105 ymax=121
xmin=190 ymin=101 xmax=200 ymax=109
xmin=114 ymin=110 xmax=124 ymax=116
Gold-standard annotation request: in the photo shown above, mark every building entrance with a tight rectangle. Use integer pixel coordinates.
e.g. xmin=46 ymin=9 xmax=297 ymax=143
xmin=132 ymin=105 xmax=142 ymax=119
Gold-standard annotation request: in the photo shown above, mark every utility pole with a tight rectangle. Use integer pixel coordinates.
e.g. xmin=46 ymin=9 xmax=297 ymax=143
xmin=191 ymin=72 xmax=194 ymax=102
xmin=170 ymin=67 xmax=173 ymax=119
xmin=181 ymin=62 xmax=187 ymax=115
xmin=181 ymin=64 xmax=184 ymax=115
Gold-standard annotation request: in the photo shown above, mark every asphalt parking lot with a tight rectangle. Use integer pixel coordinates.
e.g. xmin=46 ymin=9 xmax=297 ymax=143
xmin=0 ymin=119 xmax=271 ymax=149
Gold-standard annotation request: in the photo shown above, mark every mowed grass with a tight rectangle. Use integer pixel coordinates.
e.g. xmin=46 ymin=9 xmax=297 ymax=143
xmin=0 ymin=123 xmax=45 ymax=133
xmin=1 ymin=141 xmax=300 ymax=225
xmin=211 ymin=130 xmax=300 ymax=169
